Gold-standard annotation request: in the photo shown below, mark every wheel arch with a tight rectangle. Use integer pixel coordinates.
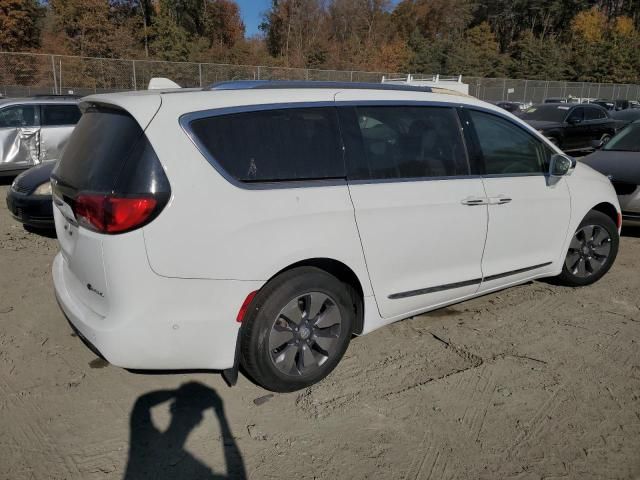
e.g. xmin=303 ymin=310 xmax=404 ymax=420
xmin=591 ymin=201 xmax=620 ymax=229
xmin=267 ymin=258 xmax=366 ymax=335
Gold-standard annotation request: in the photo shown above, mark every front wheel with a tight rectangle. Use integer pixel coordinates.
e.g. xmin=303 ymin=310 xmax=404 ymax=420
xmin=555 ymin=210 xmax=619 ymax=287
xmin=240 ymin=267 xmax=355 ymax=392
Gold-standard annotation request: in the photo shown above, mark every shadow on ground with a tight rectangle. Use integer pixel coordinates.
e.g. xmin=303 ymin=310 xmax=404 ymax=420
xmin=123 ymin=381 xmax=246 ymax=480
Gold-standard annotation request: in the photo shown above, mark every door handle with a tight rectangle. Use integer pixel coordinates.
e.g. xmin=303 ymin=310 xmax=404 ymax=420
xmin=461 ymin=196 xmax=489 ymax=206
xmin=489 ymin=196 xmax=512 ymax=205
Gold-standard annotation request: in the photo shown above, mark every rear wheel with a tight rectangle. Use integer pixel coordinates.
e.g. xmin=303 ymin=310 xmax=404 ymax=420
xmin=555 ymin=210 xmax=619 ymax=286
xmin=240 ymin=267 xmax=355 ymax=392
xmin=601 ymin=133 xmax=612 ymax=145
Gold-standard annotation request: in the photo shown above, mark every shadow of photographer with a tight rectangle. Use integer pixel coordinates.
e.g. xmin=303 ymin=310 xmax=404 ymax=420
xmin=124 ymin=381 xmax=246 ymax=479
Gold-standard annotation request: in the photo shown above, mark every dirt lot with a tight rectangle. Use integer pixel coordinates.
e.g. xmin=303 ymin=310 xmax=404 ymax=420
xmin=1 ymin=182 xmax=639 ymax=480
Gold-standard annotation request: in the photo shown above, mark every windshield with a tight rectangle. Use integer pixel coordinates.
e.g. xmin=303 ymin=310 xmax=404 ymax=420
xmin=520 ymin=105 xmax=570 ymax=122
xmin=604 ymin=123 xmax=640 ymax=152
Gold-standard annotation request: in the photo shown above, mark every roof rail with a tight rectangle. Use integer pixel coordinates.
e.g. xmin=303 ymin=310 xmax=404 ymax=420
xmin=207 ymin=80 xmax=432 ymax=93
xmin=32 ymin=94 xmax=82 ymax=99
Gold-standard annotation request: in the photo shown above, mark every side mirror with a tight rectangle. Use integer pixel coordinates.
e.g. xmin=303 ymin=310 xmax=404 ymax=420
xmin=549 ymin=154 xmax=574 ymax=177
xmin=567 ymin=117 xmax=582 ymax=125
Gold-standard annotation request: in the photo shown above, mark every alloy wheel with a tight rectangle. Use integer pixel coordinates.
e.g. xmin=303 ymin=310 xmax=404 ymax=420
xmin=565 ymin=224 xmax=612 ymax=278
xmin=268 ymin=292 xmax=342 ymax=377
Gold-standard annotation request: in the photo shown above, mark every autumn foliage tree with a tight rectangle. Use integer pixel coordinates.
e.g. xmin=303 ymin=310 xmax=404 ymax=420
xmin=0 ymin=0 xmax=639 ymax=84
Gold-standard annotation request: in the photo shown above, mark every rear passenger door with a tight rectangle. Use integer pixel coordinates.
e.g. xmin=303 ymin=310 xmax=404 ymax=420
xmin=40 ymin=103 xmax=82 ymax=162
xmin=338 ymin=100 xmax=488 ymax=319
xmin=584 ymin=106 xmax=609 ymax=142
xmin=564 ymin=106 xmax=589 ymax=150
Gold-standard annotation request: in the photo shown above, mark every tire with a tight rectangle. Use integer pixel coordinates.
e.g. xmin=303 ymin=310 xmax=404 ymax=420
xmin=240 ymin=266 xmax=355 ymax=392
xmin=601 ymin=133 xmax=612 ymax=145
xmin=555 ymin=210 xmax=619 ymax=287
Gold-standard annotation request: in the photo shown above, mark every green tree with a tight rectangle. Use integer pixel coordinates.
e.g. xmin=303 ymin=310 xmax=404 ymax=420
xmin=446 ymin=22 xmax=508 ymax=77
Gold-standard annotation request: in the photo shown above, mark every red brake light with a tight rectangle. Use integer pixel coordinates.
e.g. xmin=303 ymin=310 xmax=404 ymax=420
xmin=237 ymin=291 xmax=258 ymax=323
xmin=74 ymin=194 xmax=157 ymax=234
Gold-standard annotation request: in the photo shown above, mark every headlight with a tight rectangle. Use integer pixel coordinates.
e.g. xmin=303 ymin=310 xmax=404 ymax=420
xmin=34 ymin=181 xmax=52 ymax=196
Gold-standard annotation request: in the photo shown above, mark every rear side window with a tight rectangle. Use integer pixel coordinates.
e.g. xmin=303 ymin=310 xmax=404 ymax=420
xmin=343 ymin=106 xmax=468 ymax=180
xmin=468 ymin=110 xmax=551 ymax=175
xmin=189 ymin=107 xmax=344 ymax=182
xmin=42 ymin=104 xmax=82 ymax=126
xmin=0 ymin=105 xmax=37 ymax=128
xmin=585 ymin=107 xmax=606 ymax=120
xmin=54 ymin=105 xmax=167 ymax=195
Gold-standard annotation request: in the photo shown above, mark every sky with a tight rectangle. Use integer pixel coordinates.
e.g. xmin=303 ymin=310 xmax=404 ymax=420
xmin=236 ymin=0 xmax=271 ymax=37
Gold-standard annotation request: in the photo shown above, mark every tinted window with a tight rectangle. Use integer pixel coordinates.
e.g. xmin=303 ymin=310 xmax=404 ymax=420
xmin=189 ymin=107 xmax=344 ymax=182
xmin=567 ymin=107 xmax=584 ymax=123
xmin=0 ymin=105 xmax=37 ymax=128
xmin=469 ymin=110 xmax=551 ymax=175
xmin=42 ymin=104 xmax=82 ymax=126
xmin=520 ymin=105 xmax=569 ymax=122
xmin=54 ymin=105 xmax=155 ymax=193
xmin=346 ymin=106 xmax=468 ymax=180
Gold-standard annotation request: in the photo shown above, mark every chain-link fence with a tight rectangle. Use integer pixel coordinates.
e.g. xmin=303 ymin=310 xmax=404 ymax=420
xmin=1 ymin=51 xmax=639 ymax=103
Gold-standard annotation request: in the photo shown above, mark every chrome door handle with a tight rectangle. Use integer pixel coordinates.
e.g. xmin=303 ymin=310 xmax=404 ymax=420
xmin=489 ymin=196 xmax=512 ymax=205
xmin=461 ymin=196 xmax=489 ymax=206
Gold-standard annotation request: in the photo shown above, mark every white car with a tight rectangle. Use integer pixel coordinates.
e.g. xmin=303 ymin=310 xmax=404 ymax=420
xmin=52 ymin=81 xmax=621 ymax=392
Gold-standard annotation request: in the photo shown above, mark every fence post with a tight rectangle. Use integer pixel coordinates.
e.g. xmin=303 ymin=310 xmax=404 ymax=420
xmin=523 ymin=79 xmax=528 ymax=103
xmin=257 ymin=65 xmax=261 ymax=80
xmin=51 ymin=55 xmax=58 ymax=94
xmin=198 ymin=63 xmax=203 ymax=87
xmin=132 ymin=60 xmax=137 ymax=90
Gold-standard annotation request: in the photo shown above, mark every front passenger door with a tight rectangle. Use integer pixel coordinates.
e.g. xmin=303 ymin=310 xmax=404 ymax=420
xmin=564 ymin=107 xmax=588 ymax=150
xmin=0 ymin=104 xmax=40 ymax=171
xmin=463 ymin=109 xmax=571 ymax=292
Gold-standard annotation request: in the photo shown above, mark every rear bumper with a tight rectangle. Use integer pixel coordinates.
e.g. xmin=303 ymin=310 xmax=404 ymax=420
xmin=52 ymin=252 xmax=262 ymax=370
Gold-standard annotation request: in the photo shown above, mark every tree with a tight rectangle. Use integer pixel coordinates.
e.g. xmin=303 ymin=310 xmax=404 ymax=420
xmin=447 ymin=22 xmax=508 ymax=77
xmin=509 ymin=31 xmax=568 ymax=80
xmin=0 ymin=0 xmax=44 ymax=51
xmin=49 ymin=0 xmax=118 ymax=57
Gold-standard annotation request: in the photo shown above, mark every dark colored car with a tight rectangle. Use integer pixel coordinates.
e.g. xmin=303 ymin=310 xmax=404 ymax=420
xmin=6 ymin=161 xmax=55 ymax=230
xmin=495 ymin=101 xmax=524 ymax=113
xmin=520 ymin=103 xmax=618 ymax=152
xmin=611 ymin=108 xmax=640 ymax=128
xmin=581 ymin=120 xmax=640 ymax=225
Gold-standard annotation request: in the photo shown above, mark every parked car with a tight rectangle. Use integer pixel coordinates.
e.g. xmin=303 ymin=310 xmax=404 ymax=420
xmin=581 ymin=120 xmax=640 ymax=225
xmin=520 ymin=103 xmax=618 ymax=152
xmin=495 ymin=101 xmax=525 ymax=113
xmin=52 ymin=81 xmax=620 ymax=392
xmin=591 ymin=99 xmax=616 ymax=111
xmin=0 ymin=95 xmax=81 ymax=177
xmin=6 ymin=161 xmax=56 ymax=230
xmin=611 ymin=108 xmax=640 ymax=128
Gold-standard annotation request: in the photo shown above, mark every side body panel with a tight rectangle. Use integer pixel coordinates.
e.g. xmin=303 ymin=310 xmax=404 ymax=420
xmin=141 ymin=91 xmax=373 ymax=298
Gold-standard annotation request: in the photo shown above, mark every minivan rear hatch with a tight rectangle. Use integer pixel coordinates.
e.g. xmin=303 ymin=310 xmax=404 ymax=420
xmin=51 ymin=98 xmax=168 ymax=316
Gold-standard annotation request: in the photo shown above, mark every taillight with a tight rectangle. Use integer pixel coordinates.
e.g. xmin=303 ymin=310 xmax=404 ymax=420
xmin=74 ymin=194 xmax=157 ymax=234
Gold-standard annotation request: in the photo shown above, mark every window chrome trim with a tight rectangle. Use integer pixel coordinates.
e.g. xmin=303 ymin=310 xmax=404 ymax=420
xmin=179 ymin=99 xmax=556 ymax=190
xmin=180 ymin=102 xmax=344 ymax=190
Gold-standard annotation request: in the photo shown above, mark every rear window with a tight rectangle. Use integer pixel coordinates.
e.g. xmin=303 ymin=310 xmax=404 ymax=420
xmin=188 ymin=107 xmax=344 ymax=183
xmin=42 ymin=104 xmax=82 ymax=126
xmin=54 ymin=105 xmax=164 ymax=194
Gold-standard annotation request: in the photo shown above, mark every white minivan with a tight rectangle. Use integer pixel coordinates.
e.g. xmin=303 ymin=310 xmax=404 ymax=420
xmin=52 ymin=81 xmax=621 ymax=392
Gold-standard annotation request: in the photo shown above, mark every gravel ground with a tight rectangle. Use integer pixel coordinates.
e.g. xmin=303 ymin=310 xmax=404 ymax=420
xmin=1 ymin=182 xmax=639 ymax=480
